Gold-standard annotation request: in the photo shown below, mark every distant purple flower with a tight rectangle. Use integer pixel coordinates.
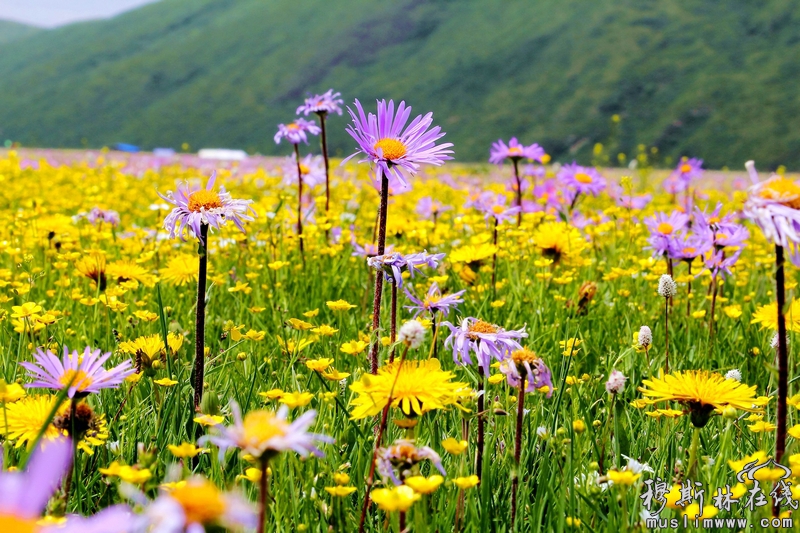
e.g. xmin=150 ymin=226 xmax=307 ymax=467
xmin=296 ymin=89 xmax=344 ymax=116
xmin=489 ymin=138 xmax=545 ymax=164
xmin=367 ymin=251 xmax=444 ymax=288
xmin=376 ymin=439 xmax=446 ymax=486
xmin=667 ymin=231 xmax=712 ymax=262
xmin=499 ymin=353 xmax=553 ymax=397
xmin=442 ymin=317 xmax=527 ymax=375
xmin=158 ymin=172 xmax=255 ymax=244
xmin=404 ymin=282 xmax=465 ymax=317
xmin=86 ymin=207 xmax=120 ymax=227
xmin=351 ymin=240 xmax=394 ymax=258
xmin=416 ymin=197 xmax=451 ymax=220
xmin=473 ymin=192 xmax=521 ymax=224
xmin=693 ymin=203 xmax=749 ymax=250
xmin=644 ymin=211 xmax=690 ymax=257
xmin=558 ymin=163 xmax=606 ymax=196
xmin=343 ymin=99 xmax=453 ymax=192
xmin=21 ymin=345 xmax=134 ymax=399
xmin=674 ymin=157 xmax=704 ymax=182
xmin=282 ymin=154 xmax=326 ymax=188
xmin=703 ymin=248 xmax=741 ymax=280
xmin=274 ymin=118 xmax=321 ymax=145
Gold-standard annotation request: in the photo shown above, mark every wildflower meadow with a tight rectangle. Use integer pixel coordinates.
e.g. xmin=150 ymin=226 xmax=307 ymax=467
xmin=1 ymin=92 xmax=799 ymax=533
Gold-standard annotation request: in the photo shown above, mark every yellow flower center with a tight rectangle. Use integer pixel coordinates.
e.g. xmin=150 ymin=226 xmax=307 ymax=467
xmin=170 ymin=481 xmax=226 ymax=525
xmin=507 ymin=146 xmax=523 ymax=157
xmin=299 ymin=164 xmax=310 ymax=175
xmin=242 ymin=411 xmax=288 ymax=445
xmin=0 ymin=514 xmax=38 ymax=533
xmin=759 ymin=178 xmax=800 ymax=209
xmin=491 ymin=205 xmax=505 ymax=214
xmin=510 ymin=348 xmax=539 ymax=365
xmin=373 ymin=138 xmax=407 ymax=161
xmin=187 ymin=189 xmax=223 ymax=212
xmin=682 ymin=247 xmax=696 ymax=255
xmin=59 ymin=369 xmax=93 ymax=391
xmin=468 ymin=320 xmax=499 ymax=338
xmin=657 ymin=222 xmax=674 ymax=235
xmin=422 ymin=294 xmax=441 ymax=308
xmin=680 ymin=164 xmax=692 ymax=174
xmin=287 ymin=123 xmax=300 ymax=130
xmin=574 ymin=172 xmax=593 ymax=184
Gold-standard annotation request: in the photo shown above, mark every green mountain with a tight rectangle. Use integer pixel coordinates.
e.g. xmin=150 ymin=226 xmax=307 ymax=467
xmin=0 ymin=20 xmax=41 ymax=45
xmin=0 ymin=0 xmax=798 ymax=168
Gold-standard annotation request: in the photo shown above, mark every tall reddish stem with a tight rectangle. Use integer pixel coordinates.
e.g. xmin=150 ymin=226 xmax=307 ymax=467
xmin=193 ymin=224 xmax=209 ymax=410
xmin=368 ymin=175 xmax=389 ymax=374
xmin=293 ymin=144 xmax=305 ymax=263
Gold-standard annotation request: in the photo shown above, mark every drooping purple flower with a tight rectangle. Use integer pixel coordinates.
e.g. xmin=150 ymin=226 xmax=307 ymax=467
xmin=499 ymin=352 xmax=553 ymax=397
xmin=343 ymin=99 xmax=453 ymax=192
xmin=20 ymin=345 xmax=134 ymax=398
xmin=274 ymin=118 xmax=321 ymax=145
xmin=296 ymin=89 xmax=344 ymax=116
xmin=158 ymin=172 xmax=256 ymax=244
xmin=557 ymin=162 xmax=607 ymax=197
xmin=643 ymin=211 xmax=690 ymax=257
xmin=489 ymin=138 xmax=545 ymax=165
xmin=404 ymin=282 xmax=465 ymax=317
xmin=367 ymin=251 xmax=444 ymax=288
xmin=693 ymin=203 xmax=749 ymax=250
xmin=376 ymin=439 xmax=446 ymax=486
xmin=442 ymin=317 xmax=527 ymax=375
xmin=703 ymin=248 xmax=742 ymax=280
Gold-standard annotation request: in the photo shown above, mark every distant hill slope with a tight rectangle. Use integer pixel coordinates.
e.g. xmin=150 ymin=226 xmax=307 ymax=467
xmin=0 ymin=0 xmax=798 ymax=168
xmin=0 ymin=20 xmax=41 ymax=45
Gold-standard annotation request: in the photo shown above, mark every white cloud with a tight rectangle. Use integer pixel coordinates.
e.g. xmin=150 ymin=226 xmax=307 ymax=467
xmin=0 ymin=0 xmax=161 ymax=28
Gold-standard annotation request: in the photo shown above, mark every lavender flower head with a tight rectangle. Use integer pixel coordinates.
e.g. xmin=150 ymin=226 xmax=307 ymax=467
xmin=21 ymin=345 xmax=134 ymax=398
xmin=274 ymin=118 xmax=321 ymax=145
xmin=376 ymin=439 xmax=446 ymax=486
xmin=666 ymin=231 xmax=712 ymax=262
xmin=558 ymin=162 xmax=607 ymax=196
xmin=743 ymin=161 xmax=800 ymax=264
xmin=644 ymin=211 xmax=690 ymax=257
xmin=499 ymin=349 xmax=554 ymax=397
xmin=663 ymin=157 xmax=703 ymax=194
xmin=416 ymin=197 xmax=451 ymax=220
xmin=442 ymin=317 xmax=527 ymax=375
xmin=200 ymin=401 xmax=332 ymax=461
xmin=282 ymin=154 xmax=326 ymax=188
xmin=158 ymin=172 xmax=256 ymax=245
xmin=404 ymin=282 xmax=465 ymax=317
xmin=693 ymin=203 xmax=749 ymax=250
xmin=296 ymin=89 xmax=344 ymax=116
xmin=489 ymin=138 xmax=545 ymax=164
xmin=367 ymin=250 xmax=444 ymax=288
xmin=85 ymin=207 xmax=121 ymax=227
xmin=473 ymin=192 xmax=521 ymax=224
xmin=342 ymin=99 xmax=453 ymax=192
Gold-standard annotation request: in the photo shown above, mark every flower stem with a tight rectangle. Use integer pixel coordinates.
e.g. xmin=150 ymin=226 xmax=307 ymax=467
xmin=368 ymin=174 xmax=389 ymax=374
xmin=512 ymin=159 xmax=522 ymax=226
xmin=258 ymin=458 xmax=270 ymax=532
xmin=664 ymin=298 xmax=669 ymax=374
xmin=491 ymin=217 xmax=498 ymax=299
xmin=510 ymin=383 xmax=525 ymax=527
xmin=293 ymin=143 xmax=305 ymax=265
xmin=686 ymin=260 xmax=692 ymax=317
xmin=709 ymin=275 xmax=718 ymax=349
xmin=318 ymin=112 xmax=331 ymax=240
xmin=389 ymin=282 xmax=397 ymax=363
xmin=193 ymin=224 xmax=209 ymax=411
xmin=776 ymin=244 xmax=789 ymax=465
xmin=687 ymin=426 xmax=701 ymax=479
xmin=475 ymin=369 xmax=486 ymax=479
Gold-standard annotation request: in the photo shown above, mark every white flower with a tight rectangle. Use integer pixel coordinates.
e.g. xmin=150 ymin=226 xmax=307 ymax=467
xmin=657 ymin=274 xmax=677 ymax=298
xmin=638 ymin=326 xmax=652 ymax=349
xmin=536 ymin=426 xmax=549 ymax=440
xmin=398 ymin=320 xmax=426 ymax=349
xmin=622 ymin=454 xmax=654 ymax=474
xmin=724 ymin=369 xmax=742 ymax=382
xmin=605 ymin=370 xmax=627 ymax=395
xmin=771 ymin=332 xmax=789 ymax=350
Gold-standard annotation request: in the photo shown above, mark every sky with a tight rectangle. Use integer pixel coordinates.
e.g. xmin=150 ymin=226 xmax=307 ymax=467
xmin=0 ymin=0 xmax=161 ymax=28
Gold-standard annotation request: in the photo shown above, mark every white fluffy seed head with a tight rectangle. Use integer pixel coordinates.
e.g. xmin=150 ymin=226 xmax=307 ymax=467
xmin=724 ymin=369 xmax=742 ymax=382
xmin=657 ymin=274 xmax=677 ymax=298
xmin=771 ymin=332 xmax=790 ymax=350
xmin=605 ymin=370 xmax=627 ymax=395
xmin=398 ymin=320 xmax=426 ymax=349
xmin=638 ymin=326 xmax=652 ymax=349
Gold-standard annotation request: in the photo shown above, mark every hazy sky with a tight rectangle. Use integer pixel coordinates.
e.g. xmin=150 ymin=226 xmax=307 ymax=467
xmin=0 ymin=0 xmax=161 ymax=28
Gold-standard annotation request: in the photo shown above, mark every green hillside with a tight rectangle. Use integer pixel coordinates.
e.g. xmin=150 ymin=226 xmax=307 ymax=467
xmin=0 ymin=20 xmax=41 ymax=45
xmin=0 ymin=0 xmax=798 ymax=168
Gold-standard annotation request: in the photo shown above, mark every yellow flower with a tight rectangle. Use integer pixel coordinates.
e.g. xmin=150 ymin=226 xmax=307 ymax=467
xmin=287 ymin=318 xmax=314 ymax=330
xmin=566 ymin=517 xmax=582 ymax=528
xmin=11 ymin=302 xmax=42 ymax=319
xmin=305 ymin=358 xmax=334 ymax=372
xmin=99 ymin=461 xmax=152 ymax=484
xmin=560 ymin=338 xmax=582 ymax=357
xmin=441 ymin=437 xmax=469 ymax=455
xmin=490 ymin=300 xmax=505 ymax=308
xmin=682 ymin=504 xmax=718 ymax=520
xmin=333 ymin=473 xmax=351 ymax=485
xmin=327 ymin=299 xmax=356 ymax=311
xmin=449 ymin=243 xmax=497 ymax=264
xmin=789 ymin=425 xmax=800 ymax=439
xmin=325 ymin=486 xmax=357 ymax=497
xmin=532 ymin=222 xmax=587 ymax=266
xmin=279 ymin=391 xmax=314 ymax=408
xmin=404 ymin=475 xmax=444 ymax=494
xmin=268 ymin=261 xmax=289 ymax=270
xmin=277 ymin=335 xmax=314 ymax=354
xmin=572 ymin=420 xmax=586 ymax=434
xmin=453 ymin=475 xmax=480 ymax=489
xmin=728 ymin=451 xmax=769 ymax=474
xmin=243 ymin=329 xmax=265 ymax=341
xmin=160 ymin=253 xmax=199 ymax=286
xmin=154 ymin=378 xmax=178 ymax=387
xmin=168 ymin=442 xmax=208 ymax=458
xmin=236 ymin=467 xmax=266 ymax=483
xmin=691 ymin=310 xmax=706 ymax=319
xmin=723 ymin=305 xmax=743 ymax=319
xmin=748 ymin=421 xmax=777 ymax=433
xmin=133 ymin=310 xmax=158 ymax=322
xmin=488 ymin=374 xmax=505 ymax=385
xmin=370 ymin=485 xmax=420 ymax=512
xmin=312 ymin=325 xmax=338 ymax=336
xmin=0 ymin=380 xmax=25 ymax=403
xmin=194 ymin=414 xmax=225 ymax=427
xmin=168 ymin=478 xmax=228 ymax=526
xmin=303 ymin=309 xmax=320 ymax=318
xmin=340 ymin=340 xmax=368 ymax=356
xmin=321 ymin=369 xmax=351 ymax=381
xmin=349 ymin=359 xmax=469 ymax=419
xmin=606 ymin=469 xmax=640 ymax=486
xmin=751 ymin=300 xmax=800 ymax=332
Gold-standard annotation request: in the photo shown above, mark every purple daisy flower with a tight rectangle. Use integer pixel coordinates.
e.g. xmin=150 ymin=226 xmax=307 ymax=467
xmin=20 ymin=345 xmax=134 ymax=399
xmin=667 ymin=231 xmax=712 ymax=262
xmin=743 ymin=161 xmax=800 ymax=264
xmin=488 ymin=138 xmax=545 ymax=165
xmin=473 ymin=192 xmax=521 ymax=224
xmin=158 ymin=172 xmax=255 ymax=245
xmin=351 ymin=239 xmax=394 ymax=258
xmin=0 ymin=437 xmax=71 ymax=526
xmin=274 ymin=118 xmax=321 ymax=145
xmin=415 ymin=197 xmax=451 ymax=220
xmin=200 ymin=400 xmax=332 ymax=461
xmin=643 ymin=211 xmax=690 ymax=257
xmin=693 ymin=203 xmax=750 ymax=250
xmin=282 ymin=154 xmax=326 ymax=188
xmin=85 ymin=207 xmax=120 ymax=227
xmin=499 ymin=351 xmax=554 ymax=397
xmin=376 ymin=439 xmax=446 ymax=486
xmin=557 ymin=162 xmax=607 ymax=197
xmin=296 ymin=89 xmax=344 ymax=116
xmin=673 ymin=157 xmax=704 ymax=183
xmin=367 ymin=251 xmax=444 ymax=288
xmin=442 ymin=317 xmax=527 ymax=375
xmin=404 ymin=282 xmax=465 ymax=317
xmin=703 ymin=248 xmax=742 ymax=280
xmin=342 ymin=99 xmax=453 ymax=191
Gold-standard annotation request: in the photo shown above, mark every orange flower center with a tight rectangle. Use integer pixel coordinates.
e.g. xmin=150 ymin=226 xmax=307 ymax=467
xmin=468 ymin=320 xmax=499 ymax=338
xmin=170 ymin=481 xmax=226 ymax=525
xmin=507 ymin=146 xmax=523 ymax=157
xmin=187 ymin=190 xmax=223 ymax=212
xmin=60 ymin=369 xmax=93 ymax=391
xmin=759 ymin=178 xmax=800 ymax=209
xmin=0 ymin=514 xmax=38 ymax=533
xmin=680 ymin=164 xmax=692 ymax=174
xmin=510 ymin=348 xmax=539 ymax=365
xmin=657 ymin=222 xmax=674 ymax=235
xmin=373 ymin=138 xmax=407 ymax=161
xmin=242 ymin=411 xmax=288 ymax=447
xmin=574 ymin=172 xmax=593 ymax=184
xmin=299 ymin=164 xmax=310 ymax=175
